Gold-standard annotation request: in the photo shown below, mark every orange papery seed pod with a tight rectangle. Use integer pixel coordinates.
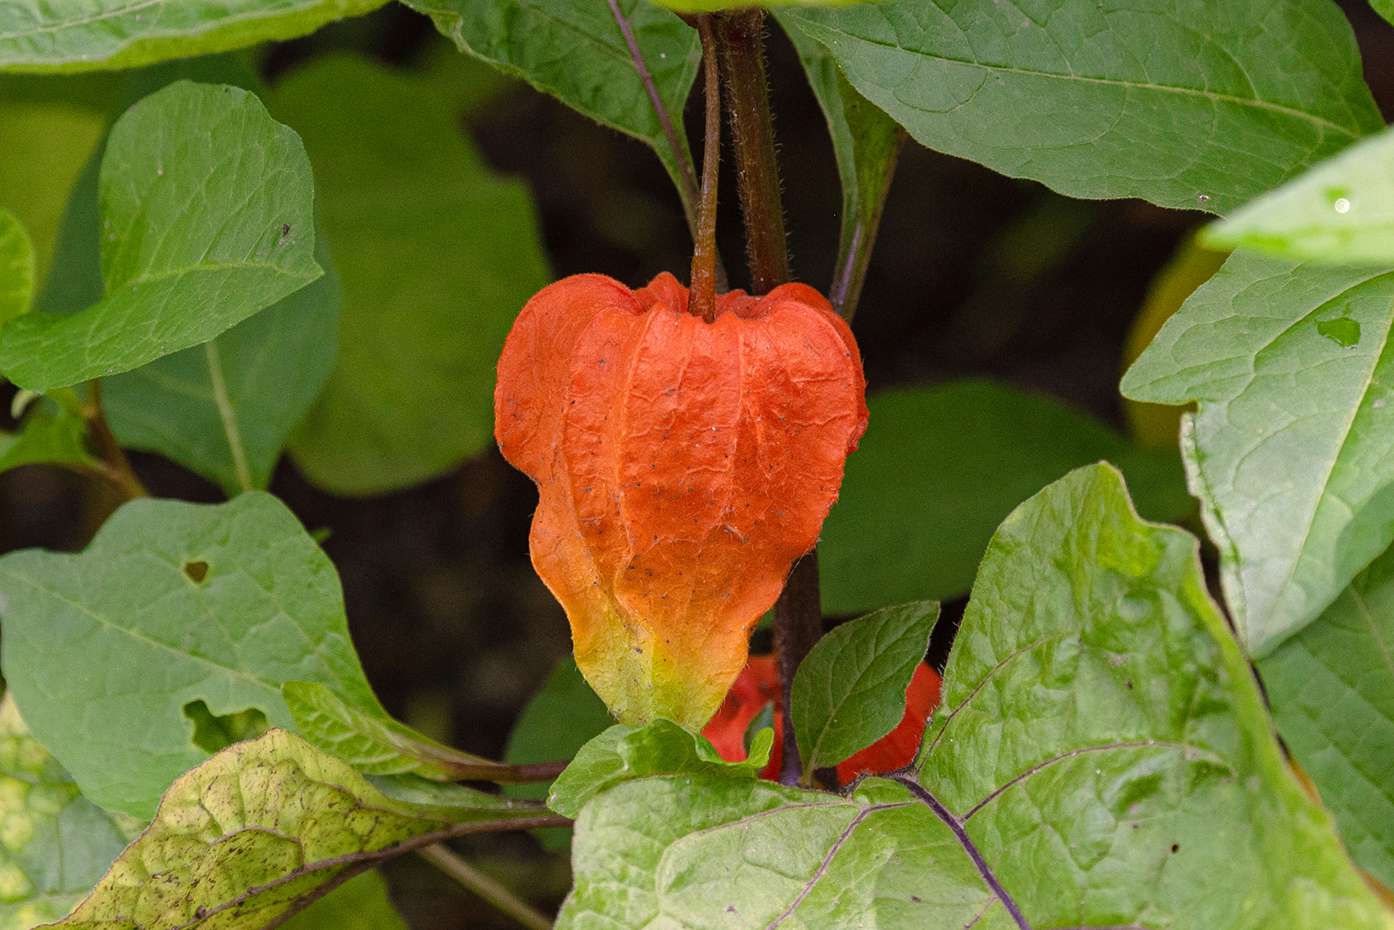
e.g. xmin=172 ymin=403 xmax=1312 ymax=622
xmin=495 ymin=272 xmax=868 ymax=729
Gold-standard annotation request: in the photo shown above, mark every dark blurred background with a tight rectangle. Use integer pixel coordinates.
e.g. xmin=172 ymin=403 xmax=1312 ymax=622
xmin=2 ymin=3 xmax=1391 ymax=926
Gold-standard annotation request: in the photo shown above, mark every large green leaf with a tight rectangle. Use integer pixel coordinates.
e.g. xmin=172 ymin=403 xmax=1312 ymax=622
xmin=1374 ymin=1 xmax=1394 ymax=26
xmin=1205 ymin=126 xmax=1394 ymax=265
xmin=0 ymin=1 xmax=387 ymax=73
xmin=777 ymin=13 xmax=901 ymax=319
xmin=39 ymin=126 xmax=339 ymax=496
xmin=0 ymin=208 xmax=32 ymax=324
xmin=272 ymin=55 xmax=549 ymax=495
xmin=0 ymin=696 xmax=139 ymax=930
xmin=819 ymin=381 xmax=1191 ymax=615
xmin=45 ymin=729 xmax=539 ymax=930
xmin=1260 ymin=544 xmax=1394 ymax=889
xmin=557 ymin=466 xmax=1392 ymax=930
xmin=400 ymin=0 xmax=701 ymax=222
xmin=0 ymin=492 xmax=383 ymax=818
xmin=1122 ymin=254 xmax=1394 ymax=656
xmin=791 ymin=601 xmax=937 ymax=774
xmin=781 ymin=1 xmax=1382 ymax=213
xmin=0 ymin=81 xmax=321 ymax=392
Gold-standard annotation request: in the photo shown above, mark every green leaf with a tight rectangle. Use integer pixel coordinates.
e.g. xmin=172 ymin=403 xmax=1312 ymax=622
xmin=819 ymin=381 xmax=1192 ymax=615
xmin=283 ymin=871 xmax=406 ymax=930
xmin=271 ymin=54 xmax=550 ymax=495
xmin=557 ymin=466 xmax=1393 ymax=930
xmin=284 ymin=680 xmax=488 ymax=781
xmin=0 ymin=390 xmax=96 ymax=477
xmin=0 ymin=492 xmax=384 ymax=818
xmin=1122 ymin=253 xmax=1394 ymax=656
xmin=781 ymin=1 xmax=1382 ymax=213
xmin=1374 ymin=1 xmax=1394 ymax=26
xmin=548 ymin=720 xmax=772 ymax=819
xmin=45 ymin=729 xmax=537 ymax=930
xmin=37 ymin=115 xmax=339 ymax=497
xmin=1260 ymin=544 xmax=1394 ymax=889
xmin=777 ymin=12 xmax=901 ymax=319
xmin=400 ymin=0 xmax=701 ymax=221
xmin=791 ymin=601 xmax=938 ymax=774
xmin=0 ymin=696 xmax=140 ymax=930
xmin=656 ymin=0 xmax=861 ymax=11
xmin=0 ymin=208 xmax=33 ymax=324
xmin=0 ymin=81 xmax=321 ymax=392
xmin=0 ymin=0 xmax=387 ymax=73
xmin=1205 ymin=126 xmax=1394 ymax=265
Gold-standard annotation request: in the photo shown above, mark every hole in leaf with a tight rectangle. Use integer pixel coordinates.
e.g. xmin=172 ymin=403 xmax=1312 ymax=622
xmin=183 ymin=701 xmax=269 ymax=754
xmin=183 ymin=561 xmax=209 ymax=583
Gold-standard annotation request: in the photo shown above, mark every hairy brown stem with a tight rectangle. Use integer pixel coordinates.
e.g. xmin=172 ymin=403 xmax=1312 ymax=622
xmin=689 ymin=15 xmax=721 ymax=324
xmin=713 ymin=10 xmax=821 ymax=786
xmin=443 ymin=759 xmax=569 ymax=784
xmin=715 ymin=11 xmax=790 ymax=294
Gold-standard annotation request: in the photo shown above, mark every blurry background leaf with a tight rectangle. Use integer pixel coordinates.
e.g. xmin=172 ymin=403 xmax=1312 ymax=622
xmin=274 ymin=54 xmax=550 ymax=495
xmin=283 ymin=871 xmax=408 ymax=930
xmin=1373 ymin=1 xmax=1394 ymax=26
xmin=778 ymin=14 xmax=901 ymax=319
xmin=782 ymin=1 xmax=1381 ymax=213
xmin=791 ymin=601 xmax=937 ymax=774
xmin=1123 ymin=254 xmax=1394 ymax=656
xmin=0 ymin=393 xmax=96 ymax=477
xmin=1260 ymin=544 xmax=1394 ymax=889
xmin=0 ymin=696 xmax=140 ymax=930
xmin=503 ymin=657 xmax=612 ymax=849
xmin=1122 ymin=236 xmax=1227 ymax=448
xmin=0 ymin=81 xmax=321 ymax=391
xmin=48 ymin=730 xmax=532 ymax=930
xmin=400 ymin=0 xmax=701 ymax=224
xmin=819 ymin=380 xmax=1191 ymax=615
xmin=0 ymin=0 xmax=387 ymax=73
xmin=1205 ymin=126 xmax=1394 ymax=265
xmin=0 ymin=492 xmax=384 ymax=817
xmin=0 ymin=209 xmax=33 ymax=324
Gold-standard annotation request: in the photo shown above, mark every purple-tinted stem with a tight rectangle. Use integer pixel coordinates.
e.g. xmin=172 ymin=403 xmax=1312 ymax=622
xmin=607 ymin=0 xmax=702 ymax=232
xmin=889 ymin=775 xmax=1032 ymax=930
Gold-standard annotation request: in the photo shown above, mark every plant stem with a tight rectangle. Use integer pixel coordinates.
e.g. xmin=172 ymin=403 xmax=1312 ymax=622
xmin=689 ymin=15 xmax=721 ymax=324
xmin=830 ymin=130 xmax=907 ymax=322
xmin=715 ymin=10 xmax=790 ymax=294
xmin=418 ymin=843 xmax=554 ymax=930
xmin=83 ymin=380 xmax=146 ymax=500
xmin=439 ymin=759 xmax=569 ymax=784
xmin=714 ymin=9 xmax=821 ymax=786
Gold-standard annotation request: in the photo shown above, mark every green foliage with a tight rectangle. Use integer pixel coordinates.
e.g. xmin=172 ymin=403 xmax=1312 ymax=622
xmin=0 ymin=696 xmax=139 ymax=930
xmin=0 ymin=209 xmax=33 ymax=324
xmin=272 ymin=55 xmax=550 ymax=495
xmin=0 ymin=81 xmax=321 ymax=392
xmin=0 ymin=0 xmax=387 ymax=73
xmin=1123 ymin=254 xmax=1394 ymax=656
xmin=549 ymin=721 xmax=773 ymax=820
xmin=46 ymin=730 xmax=532 ymax=930
xmin=0 ymin=492 xmax=383 ymax=818
xmin=284 ymin=680 xmax=489 ymax=781
xmin=782 ymin=0 xmax=1381 ymax=213
xmin=656 ymin=0 xmax=861 ymax=12
xmin=557 ymin=466 xmax=1391 ymax=930
xmin=790 ymin=601 xmax=937 ymax=774
xmin=0 ymin=392 xmax=97 ymax=477
xmin=778 ymin=13 xmax=901 ymax=318
xmin=820 ymin=381 xmax=1191 ymax=615
xmin=401 ymin=0 xmax=701 ymax=221
xmin=1261 ymin=545 xmax=1394 ymax=889
xmin=1374 ymin=0 xmax=1394 ymax=26
xmin=1206 ymin=126 xmax=1394 ymax=264
xmin=284 ymin=872 xmax=407 ymax=930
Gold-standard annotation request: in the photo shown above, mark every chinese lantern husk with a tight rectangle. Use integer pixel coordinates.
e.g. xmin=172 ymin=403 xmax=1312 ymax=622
xmin=496 ymin=273 xmax=867 ymax=729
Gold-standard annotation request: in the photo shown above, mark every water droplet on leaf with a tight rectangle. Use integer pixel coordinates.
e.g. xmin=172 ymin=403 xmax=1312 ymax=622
xmin=1317 ymin=317 xmax=1361 ymax=348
